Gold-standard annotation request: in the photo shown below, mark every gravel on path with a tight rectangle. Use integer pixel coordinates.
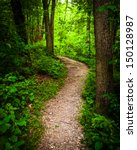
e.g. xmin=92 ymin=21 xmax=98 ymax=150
xmin=37 ymin=57 xmax=88 ymax=150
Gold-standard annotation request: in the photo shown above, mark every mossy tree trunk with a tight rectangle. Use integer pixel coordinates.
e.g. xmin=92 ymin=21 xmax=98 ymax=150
xmin=93 ymin=0 xmax=115 ymax=116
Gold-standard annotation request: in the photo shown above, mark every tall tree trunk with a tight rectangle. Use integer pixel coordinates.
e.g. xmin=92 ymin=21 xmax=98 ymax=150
xmin=87 ymin=11 xmax=91 ymax=55
xmin=93 ymin=0 xmax=115 ymax=116
xmin=10 ymin=0 xmax=27 ymax=43
xmin=87 ymin=0 xmax=92 ymax=56
xmin=42 ymin=0 xmax=55 ymax=55
xmin=49 ymin=0 xmax=55 ymax=53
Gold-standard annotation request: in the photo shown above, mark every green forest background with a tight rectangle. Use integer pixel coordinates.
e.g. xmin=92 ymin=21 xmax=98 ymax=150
xmin=0 ymin=0 xmax=120 ymax=149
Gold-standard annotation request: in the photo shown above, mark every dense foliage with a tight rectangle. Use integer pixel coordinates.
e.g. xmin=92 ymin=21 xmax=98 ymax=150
xmin=0 ymin=1 xmax=66 ymax=149
xmin=0 ymin=0 xmax=119 ymax=149
xmin=54 ymin=2 xmax=95 ymax=59
xmin=0 ymin=44 xmax=67 ymax=150
xmin=54 ymin=2 xmax=120 ymax=149
xmin=81 ymin=69 xmax=119 ymax=149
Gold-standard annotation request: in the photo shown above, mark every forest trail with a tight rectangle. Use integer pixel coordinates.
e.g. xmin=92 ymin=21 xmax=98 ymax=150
xmin=37 ymin=57 xmax=88 ymax=150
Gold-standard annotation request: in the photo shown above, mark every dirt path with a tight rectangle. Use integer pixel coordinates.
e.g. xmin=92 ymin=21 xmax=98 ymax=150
xmin=37 ymin=57 xmax=88 ymax=150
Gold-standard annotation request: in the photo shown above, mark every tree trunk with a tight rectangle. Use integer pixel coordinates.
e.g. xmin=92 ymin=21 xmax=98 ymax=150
xmin=10 ymin=0 xmax=27 ymax=43
xmin=87 ymin=11 xmax=91 ymax=55
xmin=49 ymin=0 xmax=55 ymax=54
xmin=93 ymin=0 xmax=114 ymax=116
xmin=42 ymin=0 xmax=55 ymax=55
xmin=87 ymin=0 xmax=92 ymax=56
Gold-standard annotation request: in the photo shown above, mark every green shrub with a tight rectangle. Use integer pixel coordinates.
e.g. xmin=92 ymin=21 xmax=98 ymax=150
xmin=28 ymin=46 xmax=67 ymax=79
xmin=0 ymin=43 xmax=67 ymax=149
xmin=0 ymin=68 xmax=66 ymax=150
xmin=81 ymin=69 xmax=120 ymax=150
xmin=34 ymin=55 xmax=67 ymax=79
xmin=103 ymin=93 xmax=120 ymax=124
xmin=82 ymin=70 xmax=96 ymax=102
xmin=0 ymin=73 xmax=36 ymax=150
xmin=81 ymin=112 xmax=119 ymax=150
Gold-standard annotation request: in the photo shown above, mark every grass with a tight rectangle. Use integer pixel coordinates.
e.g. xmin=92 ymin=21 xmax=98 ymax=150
xmin=80 ymin=67 xmax=120 ymax=150
xmin=0 ymin=41 xmax=67 ymax=150
xmin=23 ymin=75 xmax=66 ymax=150
xmin=21 ymin=44 xmax=67 ymax=149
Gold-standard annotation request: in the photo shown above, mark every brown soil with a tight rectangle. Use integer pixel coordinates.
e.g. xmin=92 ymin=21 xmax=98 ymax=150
xmin=37 ymin=74 xmax=52 ymax=83
xmin=37 ymin=57 xmax=88 ymax=150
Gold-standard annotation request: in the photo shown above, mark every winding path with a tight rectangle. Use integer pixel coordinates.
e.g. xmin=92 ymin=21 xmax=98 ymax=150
xmin=37 ymin=57 xmax=88 ymax=150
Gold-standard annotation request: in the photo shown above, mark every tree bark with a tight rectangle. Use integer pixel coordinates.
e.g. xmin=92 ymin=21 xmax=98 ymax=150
xmin=10 ymin=0 xmax=27 ymax=43
xmin=42 ymin=0 xmax=55 ymax=55
xmin=49 ymin=0 xmax=55 ymax=53
xmin=87 ymin=11 xmax=91 ymax=55
xmin=93 ymin=0 xmax=114 ymax=116
xmin=87 ymin=0 xmax=92 ymax=56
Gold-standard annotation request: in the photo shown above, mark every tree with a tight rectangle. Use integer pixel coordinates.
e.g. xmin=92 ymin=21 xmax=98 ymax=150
xmin=93 ymin=0 xmax=115 ymax=115
xmin=86 ymin=0 xmax=92 ymax=54
xmin=42 ymin=0 xmax=56 ymax=55
xmin=72 ymin=0 xmax=93 ymax=55
xmin=10 ymin=0 xmax=28 ymax=43
xmin=22 ymin=0 xmax=44 ymax=43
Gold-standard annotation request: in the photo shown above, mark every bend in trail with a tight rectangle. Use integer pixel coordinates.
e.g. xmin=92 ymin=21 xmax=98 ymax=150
xmin=37 ymin=57 xmax=88 ymax=150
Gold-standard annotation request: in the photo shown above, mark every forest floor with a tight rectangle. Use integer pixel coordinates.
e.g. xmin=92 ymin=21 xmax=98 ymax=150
xmin=37 ymin=57 xmax=88 ymax=150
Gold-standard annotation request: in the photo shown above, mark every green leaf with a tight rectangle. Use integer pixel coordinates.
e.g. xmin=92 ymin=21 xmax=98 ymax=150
xmin=9 ymin=87 xmax=17 ymax=93
xmin=97 ymin=4 xmax=117 ymax=12
xmin=22 ymin=96 xmax=25 ymax=101
xmin=5 ymin=142 xmax=12 ymax=150
xmin=6 ymin=43 xmax=11 ymax=49
xmin=16 ymin=120 xmax=27 ymax=126
xmin=30 ymin=93 xmax=34 ymax=101
xmin=10 ymin=135 xmax=18 ymax=142
xmin=14 ymin=127 xmax=21 ymax=135
xmin=7 ymin=75 xmax=17 ymax=82
xmin=0 ymin=123 xmax=11 ymax=133
xmin=95 ymin=141 xmax=103 ymax=150
xmin=3 ymin=115 xmax=11 ymax=123
xmin=15 ymin=140 xmax=25 ymax=147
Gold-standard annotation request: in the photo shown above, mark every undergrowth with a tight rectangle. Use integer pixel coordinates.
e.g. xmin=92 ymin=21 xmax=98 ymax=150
xmin=59 ymin=29 xmax=120 ymax=150
xmin=0 ymin=44 xmax=67 ymax=150
xmin=62 ymin=40 xmax=120 ymax=149
xmin=55 ymin=42 xmax=120 ymax=149
xmin=23 ymin=76 xmax=65 ymax=150
xmin=80 ymin=69 xmax=120 ymax=150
